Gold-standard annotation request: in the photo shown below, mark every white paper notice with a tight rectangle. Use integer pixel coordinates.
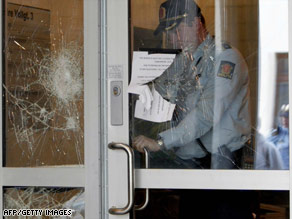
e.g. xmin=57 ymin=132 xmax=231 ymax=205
xmin=128 ymin=52 xmax=175 ymax=94
xmin=134 ymin=89 xmax=176 ymax=123
xmin=128 ymin=51 xmax=176 ymax=123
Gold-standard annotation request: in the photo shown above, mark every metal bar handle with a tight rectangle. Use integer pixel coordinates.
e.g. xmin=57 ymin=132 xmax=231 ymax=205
xmin=108 ymin=142 xmax=135 ymax=215
xmin=135 ymin=147 xmax=150 ymax=211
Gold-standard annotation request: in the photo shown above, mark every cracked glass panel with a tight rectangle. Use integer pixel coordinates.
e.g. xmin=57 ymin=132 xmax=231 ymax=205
xmin=4 ymin=187 xmax=84 ymax=218
xmin=4 ymin=1 xmax=84 ymax=167
xmin=129 ymin=0 xmax=289 ymax=169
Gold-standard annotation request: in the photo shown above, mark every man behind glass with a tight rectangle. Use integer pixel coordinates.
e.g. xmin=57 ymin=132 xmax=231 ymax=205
xmin=132 ymin=1 xmax=258 ymax=218
xmin=133 ymin=0 xmax=251 ymax=169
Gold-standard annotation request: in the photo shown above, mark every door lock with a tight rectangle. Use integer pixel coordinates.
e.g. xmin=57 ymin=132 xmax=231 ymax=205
xmin=110 ymin=81 xmax=123 ymax=125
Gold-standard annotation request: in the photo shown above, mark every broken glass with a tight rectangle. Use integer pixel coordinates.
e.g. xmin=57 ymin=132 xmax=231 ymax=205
xmin=4 ymin=187 xmax=84 ymax=218
xmin=4 ymin=1 xmax=84 ymax=167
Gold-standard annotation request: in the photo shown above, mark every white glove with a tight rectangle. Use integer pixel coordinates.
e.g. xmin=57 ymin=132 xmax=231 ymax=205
xmin=137 ymin=85 xmax=153 ymax=110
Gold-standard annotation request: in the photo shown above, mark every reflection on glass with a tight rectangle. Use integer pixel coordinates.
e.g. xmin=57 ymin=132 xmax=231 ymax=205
xmin=4 ymin=1 xmax=84 ymax=167
xmin=257 ymin=0 xmax=289 ymax=170
xmin=4 ymin=187 xmax=84 ymax=218
xmin=265 ymin=104 xmax=289 ymax=169
xmin=132 ymin=189 xmax=289 ymax=219
xmin=129 ymin=0 xmax=288 ymax=170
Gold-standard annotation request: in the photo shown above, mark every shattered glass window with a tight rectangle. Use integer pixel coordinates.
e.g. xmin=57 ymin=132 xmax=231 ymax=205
xmin=129 ymin=0 xmax=289 ymax=170
xmin=4 ymin=1 xmax=84 ymax=167
xmin=4 ymin=187 xmax=84 ymax=218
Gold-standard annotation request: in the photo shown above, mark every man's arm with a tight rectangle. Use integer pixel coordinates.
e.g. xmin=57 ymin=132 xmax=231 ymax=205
xmin=153 ymin=51 xmax=189 ymax=103
xmin=159 ymin=48 xmax=249 ymax=150
xmin=158 ymin=78 xmax=214 ymax=149
xmin=213 ymin=48 xmax=249 ymax=124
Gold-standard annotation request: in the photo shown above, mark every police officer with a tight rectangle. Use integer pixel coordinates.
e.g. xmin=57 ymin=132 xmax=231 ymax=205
xmin=133 ymin=0 xmax=250 ymax=169
xmin=132 ymin=1 xmax=258 ymax=218
xmin=133 ymin=0 xmax=251 ymax=169
xmin=268 ymin=104 xmax=289 ymax=169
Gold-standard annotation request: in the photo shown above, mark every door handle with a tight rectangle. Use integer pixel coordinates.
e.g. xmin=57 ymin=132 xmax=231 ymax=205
xmin=135 ymin=147 xmax=149 ymax=211
xmin=108 ymin=143 xmax=135 ymax=215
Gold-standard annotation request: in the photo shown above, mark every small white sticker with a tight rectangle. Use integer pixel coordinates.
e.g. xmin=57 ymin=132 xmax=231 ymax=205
xmin=108 ymin=65 xmax=123 ymax=79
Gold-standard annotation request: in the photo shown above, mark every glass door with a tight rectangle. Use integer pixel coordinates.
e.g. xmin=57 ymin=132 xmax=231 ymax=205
xmin=106 ymin=0 xmax=290 ymax=218
xmin=0 ymin=0 xmax=100 ymax=218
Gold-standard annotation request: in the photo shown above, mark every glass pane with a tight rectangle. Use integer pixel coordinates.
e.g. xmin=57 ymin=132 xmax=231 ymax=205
xmin=4 ymin=0 xmax=84 ymax=166
xmin=3 ymin=187 xmax=84 ymax=218
xmin=129 ymin=0 xmax=289 ymax=169
xmin=132 ymin=189 xmax=289 ymax=219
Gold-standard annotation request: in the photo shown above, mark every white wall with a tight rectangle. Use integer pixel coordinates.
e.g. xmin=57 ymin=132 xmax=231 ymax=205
xmin=258 ymin=0 xmax=288 ymax=135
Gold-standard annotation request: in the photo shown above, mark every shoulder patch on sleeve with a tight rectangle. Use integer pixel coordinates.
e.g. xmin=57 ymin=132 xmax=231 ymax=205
xmin=217 ymin=61 xmax=235 ymax=80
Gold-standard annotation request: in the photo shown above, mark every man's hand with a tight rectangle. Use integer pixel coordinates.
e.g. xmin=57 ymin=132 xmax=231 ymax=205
xmin=133 ymin=135 xmax=161 ymax=152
